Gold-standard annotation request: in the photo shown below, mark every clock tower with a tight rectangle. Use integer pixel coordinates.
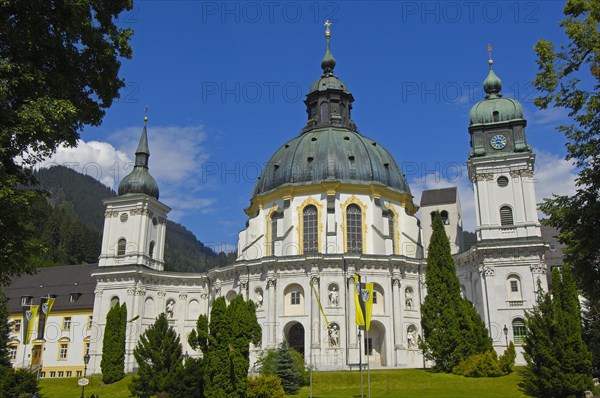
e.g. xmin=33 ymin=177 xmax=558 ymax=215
xmin=456 ymin=53 xmax=547 ymax=364
xmin=467 ymin=55 xmax=540 ymax=241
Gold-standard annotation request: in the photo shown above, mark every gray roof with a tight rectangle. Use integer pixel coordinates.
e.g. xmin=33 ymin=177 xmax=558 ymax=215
xmin=252 ymin=128 xmax=411 ymax=197
xmin=420 ymin=187 xmax=458 ymax=206
xmin=541 ymin=224 xmax=564 ymax=269
xmin=4 ymin=264 xmax=97 ymax=314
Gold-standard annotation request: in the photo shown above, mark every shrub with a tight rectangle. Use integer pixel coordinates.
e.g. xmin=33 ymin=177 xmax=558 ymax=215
xmin=247 ymin=375 xmax=285 ymax=398
xmin=498 ymin=342 xmax=516 ymax=374
xmin=256 ymin=344 xmax=307 ymax=395
xmin=453 ymin=344 xmax=516 ymax=378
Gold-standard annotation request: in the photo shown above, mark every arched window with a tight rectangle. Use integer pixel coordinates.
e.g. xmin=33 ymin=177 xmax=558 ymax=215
xmin=430 ymin=211 xmax=436 ymax=224
xmin=346 ymin=204 xmax=362 ymax=253
xmin=512 ymin=318 xmax=526 ymax=344
xmin=507 ymin=275 xmax=523 ymax=300
xmin=303 ymin=205 xmax=318 ymax=254
xmin=440 ymin=210 xmax=449 ymax=225
xmin=117 ymin=238 xmax=126 ymax=256
xmin=493 ymin=111 xmax=500 ymax=122
xmin=500 ymin=206 xmax=514 ymax=226
xmin=110 ymin=296 xmax=120 ymax=308
xmin=387 ymin=210 xmax=396 ymax=254
xmin=149 ymin=241 xmax=155 ymax=259
xmin=270 ymin=211 xmax=277 ymax=256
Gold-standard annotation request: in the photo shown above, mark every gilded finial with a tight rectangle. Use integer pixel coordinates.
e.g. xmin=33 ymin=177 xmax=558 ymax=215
xmin=324 ymin=20 xmax=332 ymax=39
xmin=144 ymin=105 xmax=149 ymax=123
xmin=486 ymin=43 xmax=494 ymax=69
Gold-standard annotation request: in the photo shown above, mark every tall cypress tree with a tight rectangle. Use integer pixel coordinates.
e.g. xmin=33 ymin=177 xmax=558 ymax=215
xmin=420 ymin=211 xmax=491 ymax=371
xmin=193 ymin=296 xmax=261 ymax=398
xmin=101 ymin=303 xmax=127 ymax=383
xmin=524 ymin=265 xmax=593 ymax=397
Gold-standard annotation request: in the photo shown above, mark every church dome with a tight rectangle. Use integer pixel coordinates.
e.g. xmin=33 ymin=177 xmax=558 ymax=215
xmin=118 ymin=117 xmax=160 ymax=199
xmin=252 ymin=127 xmax=411 ymax=197
xmin=252 ymin=23 xmax=410 ymax=198
xmin=469 ymin=61 xmax=524 ymax=125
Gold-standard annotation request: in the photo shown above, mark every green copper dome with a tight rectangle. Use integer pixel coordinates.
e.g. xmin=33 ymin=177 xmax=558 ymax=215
xmin=253 ymin=27 xmax=410 ymax=197
xmin=469 ymin=65 xmax=523 ymax=125
xmin=253 ymin=127 xmax=411 ymax=197
xmin=118 ymin=118 xmax=160 ymax=199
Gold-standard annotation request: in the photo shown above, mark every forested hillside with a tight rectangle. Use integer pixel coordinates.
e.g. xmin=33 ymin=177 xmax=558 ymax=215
xmin=33 ymin=165 xmax=235 ymax=272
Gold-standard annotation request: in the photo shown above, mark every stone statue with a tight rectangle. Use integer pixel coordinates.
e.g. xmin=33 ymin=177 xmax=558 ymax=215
xmin=166 ymin=299 xmax=175 ymax=319
xmin=329 ymin=286 xmax=339 ymax=307
xmin=255 ymin=290 xmax=263 ymax=310
xmin=407 ymin=326 xmax=417 ymax=349
xmin=328 ymin=324 xmax=339 ymax=347
xmin=405 ymin=288 xmax=413 ymax=310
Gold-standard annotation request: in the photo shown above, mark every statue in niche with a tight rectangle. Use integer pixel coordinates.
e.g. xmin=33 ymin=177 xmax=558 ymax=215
xmin=166 ymin=299 xmax=175 ymax=319
xmin=255 ymin=290 xmax=263 ymax=310
xmin=328 ymin=324 xmax=339 ymax=347
xmin=407 ymin=325 xmax=417 ymax=349
xmin=405 ymin=288 xmax=413 ymax=310
xmin=329 ymin=285 xmax=339 ymax=307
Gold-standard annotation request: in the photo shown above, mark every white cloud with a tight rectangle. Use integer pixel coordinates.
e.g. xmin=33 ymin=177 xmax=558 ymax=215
xmin=410 ymin=149 xmax=578 ymax=232
xmin=526 ymin=106 xmax=570 ymax=126
xmin=39 ymin=140 xmax=131 ymax=188
xmin=39 ymin=124 xmax=217 ymax=220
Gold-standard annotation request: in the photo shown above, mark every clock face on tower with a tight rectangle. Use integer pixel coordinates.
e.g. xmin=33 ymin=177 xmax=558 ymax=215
xmin=490 ymin=134 xmax=507 ymax=150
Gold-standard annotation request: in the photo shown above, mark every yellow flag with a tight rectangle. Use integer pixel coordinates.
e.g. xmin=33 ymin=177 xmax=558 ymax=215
xmin=363 ymin=283 xmax=374 ymax=332
xmin=311 ymin=283 xmax=329 ymax=329
xmin=24 ymin=305 xmax=39 ymax=344
xmin=354 ymin=274 xmax=366 ymax=327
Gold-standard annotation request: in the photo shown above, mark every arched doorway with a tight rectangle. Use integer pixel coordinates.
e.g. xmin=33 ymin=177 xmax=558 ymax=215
xmin=363 ymin=321 xmax=386 ymax=366
xmin=286 ymin=322 xmax=305 ymax=357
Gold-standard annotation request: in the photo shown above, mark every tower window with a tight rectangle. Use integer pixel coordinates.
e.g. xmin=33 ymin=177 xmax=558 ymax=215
xmin=440 ymin=210 xmax=449 ymax=225
xmin=497 ymin=176 xmax=509 ymax=187
xmin=346 ymin=204 xmax=362 ymax=253
xmin=117 ymin=238 xmax=126 ymax=256
xmin=149 ymin=241 xmax=155 ymax=259
xmin=493 ymin=111 xmax=500 ymax=122
xmin=303 ymin=205 xmax=318 ymax=254
xmin=500 ymin=206 xmax=514 ymax=226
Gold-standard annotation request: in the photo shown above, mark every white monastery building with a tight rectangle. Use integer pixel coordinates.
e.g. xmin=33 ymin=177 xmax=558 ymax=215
xmin=6 ymin=28 xmax=552 ymax=376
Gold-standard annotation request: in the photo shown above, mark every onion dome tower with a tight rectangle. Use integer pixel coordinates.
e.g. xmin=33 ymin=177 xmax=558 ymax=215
xmin=118 ymin=116 xmax=160 ymax=199
xmin=239 ymin=22 xmax=420 ymax=260
xmin=98 ymin=114 xmax=170 ymax=270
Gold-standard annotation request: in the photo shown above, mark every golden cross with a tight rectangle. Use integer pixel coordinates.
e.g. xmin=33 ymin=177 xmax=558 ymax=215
xmin=324 ymin=20 xmax=332 ymax=38
xmin=144 ymin=105 xmax=149 ymax=122
xmin=486 ymin=44 xmax=493 ymax=60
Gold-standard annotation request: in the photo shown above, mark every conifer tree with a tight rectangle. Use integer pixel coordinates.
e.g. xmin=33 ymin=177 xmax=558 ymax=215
xmin=583 ymin=293 xmax=600 ymax=376
xmin=524 ymin=266 xmax=593 ymax=397
xmin=0 ymin=291 xmax=12 ymax=369
xmin=130 ymin=313 xmax=184 ymax=398
xmin=101 ymin=303 xmax=127 ymax=384
xmin=191 ymin=296 xmax=261 ymax=398
xmin=420 ymin=211 xmax=492 ymax=371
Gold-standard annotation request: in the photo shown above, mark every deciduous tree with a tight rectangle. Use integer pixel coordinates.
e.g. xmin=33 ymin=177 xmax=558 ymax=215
xmin=0 ymin=0 xmax=133 ymax=285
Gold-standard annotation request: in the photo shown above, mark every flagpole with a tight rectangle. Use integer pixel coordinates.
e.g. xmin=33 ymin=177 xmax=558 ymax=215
xmin=365 ymin=276 xmax=371 ymax=398
xmin=359 ymin=328 xmax=363 ymax=398
xmin=309 ymin=279 xmax=314 ymax=398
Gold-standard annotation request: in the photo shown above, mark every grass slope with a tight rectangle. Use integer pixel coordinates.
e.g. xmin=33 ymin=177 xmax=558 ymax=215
xmin=39 ymin=374 xmax=132 ymax=398
xmin=37 ymin=369 xmax=528 ymax=398
xmin=293 ymin=369 xmax=528 ymax=398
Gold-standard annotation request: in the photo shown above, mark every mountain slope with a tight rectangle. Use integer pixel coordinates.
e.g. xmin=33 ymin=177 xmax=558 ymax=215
xmin=34 ymin=165 xmax=233 ymax=272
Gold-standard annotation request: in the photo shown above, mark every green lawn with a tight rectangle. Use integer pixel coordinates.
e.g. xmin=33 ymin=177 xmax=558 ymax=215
xmin=38 ymin=369 xmax=529 ymax=398
xmin=294 ymin=368 xmax=529 ymax=398
xmin=39 ymin=374 xmax=133 ymax=398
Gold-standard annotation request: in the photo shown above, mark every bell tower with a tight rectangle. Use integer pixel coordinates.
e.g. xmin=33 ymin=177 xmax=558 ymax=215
xmin=467 ymin=49 xmax=541 ymax=242
xmin=98 ymin=115 xmax=170 ymax=271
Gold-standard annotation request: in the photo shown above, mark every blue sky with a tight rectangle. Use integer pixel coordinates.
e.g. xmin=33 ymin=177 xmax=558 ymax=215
xmin=44 ymin=1 xmax=579 ymax=253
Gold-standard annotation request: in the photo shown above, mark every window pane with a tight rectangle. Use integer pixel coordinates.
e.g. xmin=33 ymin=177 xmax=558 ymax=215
xmin=271 ymin=213 xmax=277 ymax=256
xmin=388 ymin=212 xmax=395 ymax=253
xmin=347 ymin=204 xmax=362 ymax=253
xmin=303 ymin=206 xmax=318 ymax=254
xmin=510 ymin=280 xmax=519 ymax=292
xmin=117 ymin=239 xmax=126 ymax=255
xmin=513 ymin=320 xmax=526 ymax=344
xmin=500 ymin=206 xmax=513 ymax=226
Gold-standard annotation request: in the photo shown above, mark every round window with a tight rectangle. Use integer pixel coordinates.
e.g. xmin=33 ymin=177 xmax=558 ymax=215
xmin=497 ymin=176 xmax=509 ymax=187
xmin=120 ymin=213 xmax=128 ymax=222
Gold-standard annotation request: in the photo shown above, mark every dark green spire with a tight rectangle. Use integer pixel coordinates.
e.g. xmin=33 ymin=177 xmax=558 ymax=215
xmin=118 ymin=115 xmax=159 ymax=199
xmin=321 ymin=20 xmax=336 ymax=76
xmin=483 ymin=60 xmax=502 ymax=99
